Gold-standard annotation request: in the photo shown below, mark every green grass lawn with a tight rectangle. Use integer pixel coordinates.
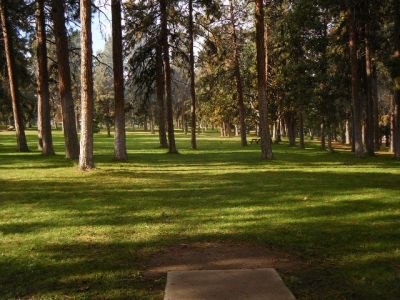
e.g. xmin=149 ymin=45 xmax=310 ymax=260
xmin=1 ymin=130 xmax=399 ymax=299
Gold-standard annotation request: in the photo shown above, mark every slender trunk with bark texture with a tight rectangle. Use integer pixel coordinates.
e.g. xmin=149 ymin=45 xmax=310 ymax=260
xmin=390 ymin=97 xmax=395 ymax=152
xmin=274 ymin=117 xmax=281 ymax=143
xmin=345 ymin=119 xmax=351 ymax=145
xmin=372 ymin=65 xmax=380 ymax=149
xmin=106 ymin=123 xmax=111 ymax=137
xmin=255 ymin=0 xmax=272 ymax=159
xmin=79 ymin=0 xmax=95 ymax=170
xmin=35 ymin=0 xmax=54 ymax=156
xmin=351 ymin=114 xmax=356 ymax=152
xmin=299 ymin=111 xmax=305 ymax=149
xmin=363 ymin=10 xmax=375 ymax=156
xmin=150 ymin=109 xmax=155 ymax=134
xmin=327 ymin=125 xmax=334 ymax=152
xmin=280 ymin=118 xmax=286 ymax=136
xmin=112 ymin=0 xmax=127 ymax=161
xmin=321 ymin=121 xmax=326 ymax=150
xmin=160 ymin=0 xmax=177 ymax=153
xmin=144 ymin=116 xmax=148 ymax=131
xmin=286 ymin=113 xmax=296 ymax=146
xmin=51 ymin=0 xmax=79 ymax=159
xmin=395 ymin=97 xmax=400 ymax=158
xmin=184 ymin=115 xmax=188 ymax=134
xmin=155 ymin=44 xmax=168 ymax=148
xmin=188 ymin=0 xmax=197 ymax=149
xmin=0 ymin=0 xmax=29 ymax=152
xmin=339 ymin=121 xmax=345 ymax=144
xmin=347 ymin=5 xmax=364 ymax=157
xmin=230 ymin=0 xmax=247 ymax=147
xmin=393 ymin=0 xmax=400 ymax=159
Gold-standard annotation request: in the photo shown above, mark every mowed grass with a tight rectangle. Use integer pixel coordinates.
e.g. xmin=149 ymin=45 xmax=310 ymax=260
xmin=0 ymin=129 xmax=399 ymax=299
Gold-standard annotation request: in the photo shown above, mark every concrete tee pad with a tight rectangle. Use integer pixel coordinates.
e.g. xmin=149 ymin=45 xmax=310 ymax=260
xmin=164 ymin=268 xmax=296 ymax=300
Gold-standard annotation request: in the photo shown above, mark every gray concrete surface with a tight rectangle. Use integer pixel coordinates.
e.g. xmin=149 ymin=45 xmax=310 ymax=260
xmin=164 ymin=268 xmax=296 ymax=300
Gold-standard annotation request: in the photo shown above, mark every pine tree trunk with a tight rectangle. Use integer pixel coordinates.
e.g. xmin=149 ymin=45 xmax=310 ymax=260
xmin=286 ymin=113 xmax=296 ymax=146
xmin=155 ymin=44 xmax=168 ymax=148
xmin=144 ymin=116 xmax=148 ymax=131
xmin=363 ymin=12 xmax=375 ymax=156
xmin=160 ymin=0 xmax=177 ymax=153
xmin=393 ymin=0 xmax=400 ymax=159
xmin=390 ymin=97 xmax=395 ymax=153
xmin=299 ymin=111 xmax=305 ymax=149
xmin=395 ymin=98 xmax=400 ymax=158
xmin=79 ymin=0 xmax=95 ymax=170
xmin=188 ymin=0 xmax=197 ymax=149
xmin=339 ymin=121 xmax=344 ymax=144
xmin=272 ymin=122 xmax=276 ymax=141
xmin=0 ymin=0 xmax=29 ymax=152
xmin=184 ymin=115 xmax=188 ymax=135
xmin=327 ymin=125 xmax=334 ymax=152
xmin=76 ymin=111 xmax=80 ymax=132
xmin=331 ymin=124 xmax=339 ymax=143
xmin=345 ymin=119 xmax=351 ymax=145
xmin=321 ymin=121 xmax=326 ymax=150
xmin=51 ymin=0 xmax=79 ymax=159
xmin=281 ymin=118 xmax=286 ymax=136
xmin=150 ymin=110 xmax=155 ymax=134
xmin=106 ymin=123 xmax=111 ymax=137
xmin=274 ymin=117 xmax=281 ymax=143
xmin=255 ymin=0 xmax=272 ymax=159
xmin=112 ymin=0 xmax=127 ymax=161
xmin=35 ymin=0 xmax=54 ymax=156
xmin=230 ymin=0 xmax=247 ymax=147
xmin=372 ymin=65 xmax=380 ymax=150
xmin=347 ymin=5 xmax=364 ymax=157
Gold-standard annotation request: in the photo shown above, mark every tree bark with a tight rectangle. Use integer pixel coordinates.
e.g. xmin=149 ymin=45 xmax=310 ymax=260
xmin=155 ymin=44 xmax=168 ymax=148
xmin=255 ymin=0 xmax=272 ymax=159
xmin=286 ymin=113 xmax=296 ymax=146
xmin=390 ymin=96 xmax=395 ymax=152
xmin=106 ymin=123 xmax=111 ymax=137
xmin=144 ymin=115 xmax=148 ymax=131
xmin=393 ymin=0 xmax=400 ymax=159
xmin=160 ymin=0 xmax=177 ymax=153
xmin=0 ymin=0 xmax=29 ymax=152
xmin=321 ymin=121 xmax=326 ymax=150
xmin=112 ymin=0 xmax=127 ymax=161
xmin=327 ymin=124 xmax=334 ymax=152
xmin=35 ymin=0 xmax=54 ymax=156
xmin=274 ymin=117 xmax=281 ymax=143
xmin=230 ymin=0 xmax=247 ymax=147
xmin=363 ymin=9 xmax=375 ymax=156
xmin=51 ymin=0 xmax=79 ymax=159
xmin=299 ymin=111 xmax=305 ymax=149
xmin=372 ymin=65 xmax=380 ymax=150
xmin=188 ymin=0 xmax=197 ymax=149
xmin=150 ymin=109 xmax=155 ymax=134
xmin=339 ymin=121 xmax=345 ymax=144
xmin=79 ymin=0 xmax=95 ymax=170
xmin=345 ymin=119 xmax=351 ymax=145
xmin=347 ymin=5 xmax=364 ymax=157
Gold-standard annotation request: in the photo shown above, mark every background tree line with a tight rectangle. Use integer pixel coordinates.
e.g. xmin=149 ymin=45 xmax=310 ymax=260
xmin=0 ymin=0 xmax=399 ymax=169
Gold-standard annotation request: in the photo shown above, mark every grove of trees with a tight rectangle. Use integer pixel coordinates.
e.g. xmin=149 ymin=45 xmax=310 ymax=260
xmin=0 ymin=0 xmax=399 ymax=169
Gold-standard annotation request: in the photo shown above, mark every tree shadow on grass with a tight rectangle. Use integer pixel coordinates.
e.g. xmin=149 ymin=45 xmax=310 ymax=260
xmin=0 ymin=168 xmax=399 ymax=298
xmin=1 ymin=130 xmax=399 ymax=299
xmin=1 ymin=134 xmax=399 ymax=171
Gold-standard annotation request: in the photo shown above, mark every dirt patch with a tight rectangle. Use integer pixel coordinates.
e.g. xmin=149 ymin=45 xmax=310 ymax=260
xmin=143 ymin=241 xmax=305 ymax=278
